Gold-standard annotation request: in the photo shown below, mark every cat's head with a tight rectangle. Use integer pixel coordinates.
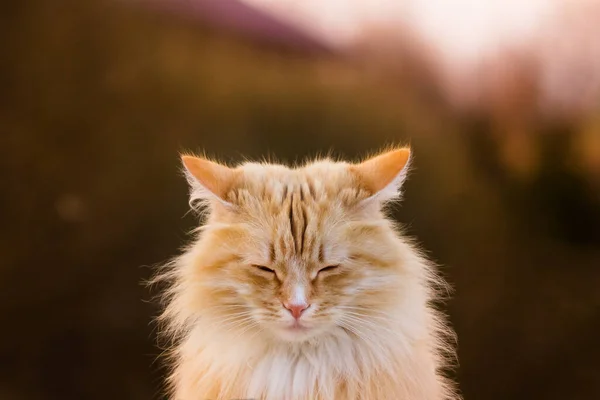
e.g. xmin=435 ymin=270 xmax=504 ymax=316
xmin=179 ymin=148 xmax=413 ymax=343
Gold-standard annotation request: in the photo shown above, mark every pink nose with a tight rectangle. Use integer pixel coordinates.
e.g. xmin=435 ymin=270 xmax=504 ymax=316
xmin=283 ymin=302 xmax=309 ymax=319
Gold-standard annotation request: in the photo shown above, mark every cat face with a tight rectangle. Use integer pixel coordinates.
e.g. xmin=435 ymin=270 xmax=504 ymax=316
xmin=181 ymin=149 xmax=411 ymax=343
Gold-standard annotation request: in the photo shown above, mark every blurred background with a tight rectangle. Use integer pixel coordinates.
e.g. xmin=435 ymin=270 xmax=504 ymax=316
xmin=1 ymin=0 xmax=599 ymax=399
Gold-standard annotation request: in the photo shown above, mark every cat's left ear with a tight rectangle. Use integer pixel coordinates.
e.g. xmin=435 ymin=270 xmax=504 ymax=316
xmin=350 ymin=147 xmax=411 ymax=202
xmin=181 ymin=155 xmax=239 ymax=208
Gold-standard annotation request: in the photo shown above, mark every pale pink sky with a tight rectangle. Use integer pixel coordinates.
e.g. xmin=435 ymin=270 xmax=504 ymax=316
xmin=242 ymin=0 xmax=600 ymax=114
xmin=242 ymin=0 xmax=558 ymax=59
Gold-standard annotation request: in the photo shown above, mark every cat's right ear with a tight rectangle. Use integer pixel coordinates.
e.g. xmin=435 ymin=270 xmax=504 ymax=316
xmin=181 ymin=155 xmax=238 ymax=209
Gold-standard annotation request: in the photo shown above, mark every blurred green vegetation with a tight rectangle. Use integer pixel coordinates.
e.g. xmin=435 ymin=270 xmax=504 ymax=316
xmin=1 ymin=1 xmax=599 ymax=399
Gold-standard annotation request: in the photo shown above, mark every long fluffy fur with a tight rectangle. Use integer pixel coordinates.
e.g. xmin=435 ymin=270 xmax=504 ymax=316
xmin=153 ymin=150 xmax=460 ymax=400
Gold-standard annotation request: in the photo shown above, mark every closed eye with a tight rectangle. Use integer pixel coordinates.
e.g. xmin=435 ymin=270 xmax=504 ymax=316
xmin=253 ymin=265 xmax=276 ymax=274
xmin=318 ymin=265 xmax=339 ymax=275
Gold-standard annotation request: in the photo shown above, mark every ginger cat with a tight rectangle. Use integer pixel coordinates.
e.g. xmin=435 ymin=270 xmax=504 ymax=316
xmin=155 ymin=147 xmax=459 ymax=399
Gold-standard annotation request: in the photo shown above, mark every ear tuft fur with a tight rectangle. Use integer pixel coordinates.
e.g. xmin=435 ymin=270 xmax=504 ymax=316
xmin=181 ymin=155 xmax=239 ymax=211
xmin=350 ymin=147 xmax=412 ymax=202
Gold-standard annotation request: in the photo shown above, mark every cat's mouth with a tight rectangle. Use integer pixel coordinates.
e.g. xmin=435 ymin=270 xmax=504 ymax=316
xmin=275 ymin=320 xmax=317 ymax=341
xmin=285 ymin=320 xmax=310 ymax=331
